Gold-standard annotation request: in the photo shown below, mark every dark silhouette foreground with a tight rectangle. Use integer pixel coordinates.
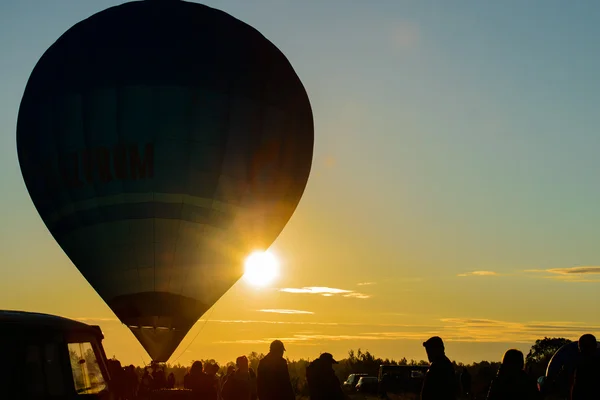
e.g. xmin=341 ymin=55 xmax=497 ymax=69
xmin=105 ymin=333 xmax=600 ymax=400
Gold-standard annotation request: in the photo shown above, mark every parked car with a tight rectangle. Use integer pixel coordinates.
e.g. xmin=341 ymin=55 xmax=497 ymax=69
xmin=356 ymin=376 xmax=379 ymax=394
xmin=343 ymin=373 xmax=368 ymax=391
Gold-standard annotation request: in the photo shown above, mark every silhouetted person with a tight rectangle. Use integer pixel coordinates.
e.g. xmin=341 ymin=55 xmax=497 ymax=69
xmin=187 ymin=361 xmax=217 ymax=399
xmin=571 ymin=334 xmax=600 ymax=400
xmin=460 ymin=368 xmax=472 ymax=399
xmin=257 ymin=340 xmax=295 ymax=400
xmin=140 ymin=367 xmax=154 ymax=397
xmin=220 ymin=365 xmax=235 ymax=397
xmin=222 ymin=356 xmax=252 ymax=400
xmin=487 ymin=349 xmax=540 ymax=400
xmin=125 ymin=365 xmax=139 ymax=399
xmin=167 ymin=372 xmax=175 ymax=389
xmin=421 ymin=336 xmax=457 ymax=400
xmin=206 ymin=363 xmax=220 ymax=398
xmin=203 ymin=365 xmax=219 ymax=400
xmin=152 ymin=365 xmax=167 ymax=390
xmin=184 ymin=367 xmax=191 ymax=389
xmin=187 ymin=361 xmax=203 ymax=391
xmin=249 ymin=367 xmax=258 ymax=400
xmin=107 ymin=359 xmax=126 ymax=399
xmin=306 ymin=353 xmax=345 ymax=400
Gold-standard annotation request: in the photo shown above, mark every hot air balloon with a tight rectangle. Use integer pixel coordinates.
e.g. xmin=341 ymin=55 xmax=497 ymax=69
xmin=546 ymin=340 xmax=600 ymax=378
xmin=17 ymin=0 xmax=313 ymax=362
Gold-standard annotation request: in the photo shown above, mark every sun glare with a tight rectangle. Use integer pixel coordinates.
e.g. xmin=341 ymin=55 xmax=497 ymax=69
xmin=244 ymin=251 xmax=279 ymax=287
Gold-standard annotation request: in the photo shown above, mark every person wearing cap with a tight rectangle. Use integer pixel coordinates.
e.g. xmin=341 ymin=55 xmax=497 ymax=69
xmin=421 ymin=336 xmax=458 ymax=400
xmin=256 ymin=340 xmax=295 ymax=400
xmin=306 ymin=353 xmax=346 ymax=400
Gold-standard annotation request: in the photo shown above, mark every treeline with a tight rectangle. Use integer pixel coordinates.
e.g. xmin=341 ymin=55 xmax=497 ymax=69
xmin=116 ymin=337 xmax=572 ymax=399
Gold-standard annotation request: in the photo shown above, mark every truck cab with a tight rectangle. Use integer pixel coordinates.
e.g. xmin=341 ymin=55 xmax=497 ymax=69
xmin=0 ymin=310 xmax=113 ymax=399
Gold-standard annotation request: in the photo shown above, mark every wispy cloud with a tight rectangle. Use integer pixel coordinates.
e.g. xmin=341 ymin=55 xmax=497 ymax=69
xmin=214 ymin=339 xmax=274 ymax=345
xmin=280 ymin=287 xmax=351 ymax=295
xmin=524 ymin=267 xmax=600 ymax=282
xmin=214 ymin=333 xmax=409 ymax=345
xmin=201 ymin=319 xmax=339 ymax=326
xmin=207 ymin=318 xmax=600 ymax=346
xmin=343 ymin=292 xmax=371 ymax=299
xmin=357 ymin=282 xmax=376 ymax=286
xmin=457 ymin=271 xmax=498 ymax=277
xmin=279 ymin=286 xmax=371 ymax=299
xmin=547 ymin=266 xmax=600 ymax=275
xmin=439 ymin=318 xmax=600 ymax=343
xmin=258 ymin=309 xmax=314 ymax=315
xmin=198 ymin=319 xmax=434 ymax=329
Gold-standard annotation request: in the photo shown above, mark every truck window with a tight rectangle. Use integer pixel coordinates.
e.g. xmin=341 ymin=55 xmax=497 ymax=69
xmin=68 ymin=342 xmax=107 ymax=394
xmin=25 ymin=342 xmax=66 ymax=396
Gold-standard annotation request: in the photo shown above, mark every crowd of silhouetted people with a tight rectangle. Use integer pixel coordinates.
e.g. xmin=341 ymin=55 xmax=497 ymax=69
xmin=403 ymin=333 xmax=599 ymax=400
xmin=107 ymin=333 xmax=600 ymax=400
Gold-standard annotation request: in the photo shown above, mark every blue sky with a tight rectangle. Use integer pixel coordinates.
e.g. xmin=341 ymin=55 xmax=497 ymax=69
xmin=1 ymin=0 xmax=600 ymax=365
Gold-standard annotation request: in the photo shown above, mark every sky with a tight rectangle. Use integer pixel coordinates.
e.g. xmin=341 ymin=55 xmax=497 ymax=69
xmin=2 ymin=0 xmax=600 ymax=367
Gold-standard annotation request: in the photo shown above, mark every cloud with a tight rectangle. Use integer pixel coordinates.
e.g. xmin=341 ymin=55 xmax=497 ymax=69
xmin=214 ymin=339 xmax=272 ymax=345
xmin=198 ymin=319 xmax=435 ymax=329
xmin=438 ymin=318 xmax=600 ymax=343
xmin=357 ymin=282 xmax=376 ymax=286
xmin=203 ymin=317 xmax=600 ymax=345
xmin=547 ymin=267 xmax=600 ymax=275
xmin=215 ymin=333 xmax=412 ymax=345
xmin=279 ymin=286 xmax=371 ymax=299
xmin=524 ymin=267 xmax=600 ymax=282
xmin=202 ymin=319 xmax=339 ymax=326
xmin=258 ymin=309 xmax=314 ymax=315
xmin=215 ymin=320 xmax=592 ymax=346
xmin=342 ymin=292 xmax=371 ymax=299
xmin=441 ymin=318 xmax=503 ymax=326
xmin=280 ymin=287 xmax=351 ymax=295
xmin=457 ymin=271 xmax=498 ymax=277
xmin=547 ymin=276 xmax=600 ymax=283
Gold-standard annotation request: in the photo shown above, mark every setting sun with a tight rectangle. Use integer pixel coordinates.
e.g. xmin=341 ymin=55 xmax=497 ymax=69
xmin=243 ymin=251 xmax=279 ymax=287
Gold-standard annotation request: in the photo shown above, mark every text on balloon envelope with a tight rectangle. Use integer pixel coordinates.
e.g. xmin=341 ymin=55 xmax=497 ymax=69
xmin=43 ymin=142 xmax=154 ymax=189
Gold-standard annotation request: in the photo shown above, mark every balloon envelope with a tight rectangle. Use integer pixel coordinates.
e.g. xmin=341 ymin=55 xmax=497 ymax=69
xmin=546 ymin=341 xmax=600 ymax=378
xmin=17 ymin=0 xmax=313 ymax=361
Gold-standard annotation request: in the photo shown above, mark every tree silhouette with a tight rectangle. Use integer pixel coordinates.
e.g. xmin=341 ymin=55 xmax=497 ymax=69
xmin=526 ymin=337 xmax=572 ymax=364
xmin=526 ymin=337 xmax=572 ymax=377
